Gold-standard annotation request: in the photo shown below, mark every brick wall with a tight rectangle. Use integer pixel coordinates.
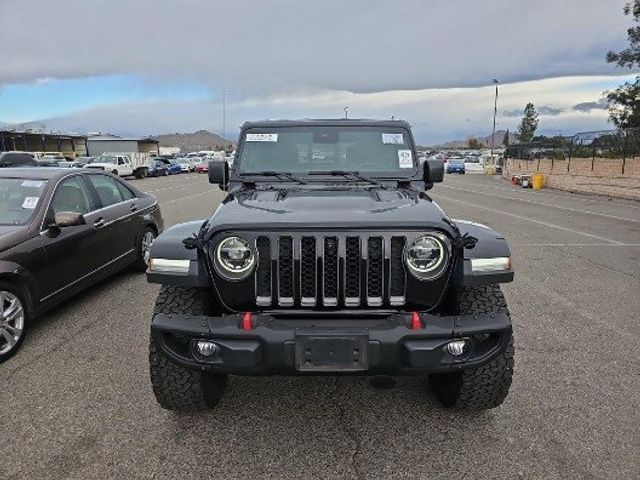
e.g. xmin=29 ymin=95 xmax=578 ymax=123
xmin=503 ymin=157 xmax=640 ymax=201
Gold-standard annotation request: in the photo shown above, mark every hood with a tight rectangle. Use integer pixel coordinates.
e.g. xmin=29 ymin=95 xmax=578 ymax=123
xmin=208 ymin=187 xmax=454 ymax=234
xmin=0 ymin=225 xmax=30 ymax=253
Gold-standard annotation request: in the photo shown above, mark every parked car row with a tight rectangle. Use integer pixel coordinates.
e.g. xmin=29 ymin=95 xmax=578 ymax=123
xmin=1 ymin=151 xmax=205 ymax=179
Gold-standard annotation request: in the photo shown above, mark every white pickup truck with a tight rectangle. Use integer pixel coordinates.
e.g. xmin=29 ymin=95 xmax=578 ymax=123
xmin=85 ymin=153 xmax=150 ymax=178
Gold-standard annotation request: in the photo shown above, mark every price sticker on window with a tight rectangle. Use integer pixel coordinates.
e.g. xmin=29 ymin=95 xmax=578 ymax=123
xmin=22 ymin=197 xmax=39 ymax=209
xmin=382 ymin=133 xmax=404 ymax=145
xmin=246 ymin=133 xmax=278 ymax=142
xmin=398 ymin=150 xmax=413 ymax=168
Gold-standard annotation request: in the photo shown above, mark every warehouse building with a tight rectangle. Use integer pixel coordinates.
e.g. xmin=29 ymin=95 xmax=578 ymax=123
xmin=0 ymin=129 xmax=88 ymax=157
xmin=86 ymin=134 xmax=159 ymax=157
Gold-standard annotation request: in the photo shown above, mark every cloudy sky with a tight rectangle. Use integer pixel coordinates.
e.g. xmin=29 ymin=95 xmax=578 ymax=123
xmin=0 ymin=0 xmax=636 ymax=144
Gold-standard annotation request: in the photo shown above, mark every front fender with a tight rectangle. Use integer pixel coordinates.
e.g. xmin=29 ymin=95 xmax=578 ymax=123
xmin=453 ymin=220 xmax=514 ymax=286
xmin=0 ymin=260 xmax=38 ymax=312
xmin=146 ymin=220 xmax=211 ymax=287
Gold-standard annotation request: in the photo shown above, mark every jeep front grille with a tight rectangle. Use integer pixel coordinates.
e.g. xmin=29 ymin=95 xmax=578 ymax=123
xmin=254 ymin=234 xmax=407 ymax=308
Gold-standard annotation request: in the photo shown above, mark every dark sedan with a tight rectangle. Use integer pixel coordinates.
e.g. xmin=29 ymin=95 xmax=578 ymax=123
xmin=0 ymin=168 xmax=163 ymax=362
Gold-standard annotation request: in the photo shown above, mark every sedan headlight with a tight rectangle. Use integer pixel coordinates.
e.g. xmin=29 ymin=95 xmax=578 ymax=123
xmin=405 ymin=235 xmax=449 ymax=280
xmin=214 ymin=236 xmax=255 ymax=280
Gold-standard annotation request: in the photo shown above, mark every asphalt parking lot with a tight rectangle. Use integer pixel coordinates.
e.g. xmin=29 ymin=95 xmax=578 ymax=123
xmin=1 ymin=172 xmax=639 ymax=480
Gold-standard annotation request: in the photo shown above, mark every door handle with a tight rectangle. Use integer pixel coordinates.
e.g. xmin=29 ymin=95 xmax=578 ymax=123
xmin=93 ymin=218 xmax=105 ymax=229
xmin=130 ymin=203 xmax=138 ymax=212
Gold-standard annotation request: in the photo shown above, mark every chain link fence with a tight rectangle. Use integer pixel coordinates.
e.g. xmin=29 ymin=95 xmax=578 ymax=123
xmin=505 ymin=128 xmax=640 ymax=174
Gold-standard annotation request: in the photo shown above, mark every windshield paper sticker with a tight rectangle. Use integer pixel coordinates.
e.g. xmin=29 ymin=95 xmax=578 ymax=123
xmin=22 ymin=197 xmax=39 ymax=209
xmin=21 ymin=180 xmax=44 ymax=188
xmin=382 ymin=133 xmax=404 ymax=145
xmin=246 ymin=133 xmax=278 ymax=142
xmin=398 ymin=150 xmax=413 ymax=168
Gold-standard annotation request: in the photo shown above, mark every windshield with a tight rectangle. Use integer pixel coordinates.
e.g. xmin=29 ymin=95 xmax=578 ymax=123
xmin=238 ymin=126 xmax=416 ymax=176
xmin=0 ymin=177 xmax=48 ymax=225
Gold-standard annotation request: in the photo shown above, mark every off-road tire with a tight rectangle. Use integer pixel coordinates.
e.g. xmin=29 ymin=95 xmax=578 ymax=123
xmin=149 ymin=285 xmax=228 ymax=411
xmin=429 ymin=284 xmax=514 ymax=411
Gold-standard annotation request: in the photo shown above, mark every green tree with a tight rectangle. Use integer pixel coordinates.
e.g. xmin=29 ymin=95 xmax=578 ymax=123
xmin=503 ymin=129 xmax=510 ymax=147
xmin=517 ymin=103 xmax=539 ymax=142
xmin=605 ymin=1 xmax=640 ymax=128
xmin=607 ymin=1 xmax=640 ymax=67
xmin=467 ymin=137 xmax=482 ymax=149
xmin=605 ymin=78 xmax=640 ymax=128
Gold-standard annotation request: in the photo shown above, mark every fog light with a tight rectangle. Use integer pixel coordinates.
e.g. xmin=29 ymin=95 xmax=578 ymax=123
xmin=195 ymin=341 xmax=219 ymax=357
xmin=446 ymin=339 xmax=467 ymax=356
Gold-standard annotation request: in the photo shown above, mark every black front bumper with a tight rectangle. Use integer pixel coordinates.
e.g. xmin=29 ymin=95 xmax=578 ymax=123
xmin=151 ymin=311 xmax=512 ymax=375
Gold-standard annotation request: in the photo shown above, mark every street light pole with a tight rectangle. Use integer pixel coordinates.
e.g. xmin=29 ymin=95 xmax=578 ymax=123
xmin=344 ymin=106 xmax=349 ymax=119
xmin=490 ymin=79 xmax=499 ymax=162
xmin=222 ymin=93 xmax=227 ymax=143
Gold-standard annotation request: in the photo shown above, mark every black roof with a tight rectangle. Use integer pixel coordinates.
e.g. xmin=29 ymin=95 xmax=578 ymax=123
xmin=0 ymin=167 xmax=84 ymax=180
xmin=241 ymin=118 xmax=411 ymax=129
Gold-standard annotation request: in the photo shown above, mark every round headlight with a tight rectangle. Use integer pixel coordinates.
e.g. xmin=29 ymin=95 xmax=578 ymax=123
xmin=405 ymin=235 xmax=448 ymax=279
xmin=215 ymin=237 xmax=255 ymax=279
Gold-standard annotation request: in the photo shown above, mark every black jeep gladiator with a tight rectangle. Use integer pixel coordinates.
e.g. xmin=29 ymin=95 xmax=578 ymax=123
xmin=146 ymin=119 xmax=514 ymax=411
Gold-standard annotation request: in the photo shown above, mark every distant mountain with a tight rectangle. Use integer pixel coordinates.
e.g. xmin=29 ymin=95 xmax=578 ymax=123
xmin=430 ymin=130 xmax=519 ymax=149
xmin=151 ymin=130 xmax=234 ymax=152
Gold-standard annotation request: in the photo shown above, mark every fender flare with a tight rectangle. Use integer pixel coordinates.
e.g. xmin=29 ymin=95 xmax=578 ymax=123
xmin=145 ymin=220 xmax=211 ymax=287
xmin=452 ymin=220 xmax=514 ymax=286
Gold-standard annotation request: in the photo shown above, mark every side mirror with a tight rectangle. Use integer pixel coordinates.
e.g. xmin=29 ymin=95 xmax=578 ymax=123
xmin=51 ymin=211 xmax=86 ymax=229
xmin=209 ymin=160 xmax=229 ymax=189
xmin=423 ymin=159 xmax=444 ymax=185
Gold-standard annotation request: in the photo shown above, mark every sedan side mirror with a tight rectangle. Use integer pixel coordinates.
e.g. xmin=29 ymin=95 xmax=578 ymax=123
xmin=423 ymin=159 xmax=444 ymax=186
xmin=52 ymin=211 xmax=86 ymax=228
xmin=209 ymin=160 xmax=229 ymax=190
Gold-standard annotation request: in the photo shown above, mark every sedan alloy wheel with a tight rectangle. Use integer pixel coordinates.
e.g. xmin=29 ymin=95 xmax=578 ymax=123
xmin=0 ymin=291 xmax=25 ymax=356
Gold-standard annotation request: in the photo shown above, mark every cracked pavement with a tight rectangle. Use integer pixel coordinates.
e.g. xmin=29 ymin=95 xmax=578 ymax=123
xmin=1 ymin=173 xmax=639 ymax=479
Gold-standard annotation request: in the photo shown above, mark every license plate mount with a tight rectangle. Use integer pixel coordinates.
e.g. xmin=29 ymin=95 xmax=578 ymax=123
xmin=294 ymin=334 xmax=369 ymax=372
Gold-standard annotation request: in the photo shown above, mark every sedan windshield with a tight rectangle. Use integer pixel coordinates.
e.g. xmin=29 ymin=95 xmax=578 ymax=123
xmin=238 ymin=126 xmax=416 ymax=175
xmin=0 ymin=178 xmax=48 ymax=225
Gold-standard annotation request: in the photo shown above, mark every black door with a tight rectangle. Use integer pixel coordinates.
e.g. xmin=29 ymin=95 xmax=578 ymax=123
xmin=39 ymin=175 xmax=110 ymax=302
xmin=86 ymin=174 xmax=141 ymax=261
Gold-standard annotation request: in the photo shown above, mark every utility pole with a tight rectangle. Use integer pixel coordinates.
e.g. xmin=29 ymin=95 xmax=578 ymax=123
xmin=490 ymin=79 xmax=499 ymax=162
xmin=222 ymin=93 xmax=227 ymax=143
xmin=344 ymin=106 xmax=349 ymax=119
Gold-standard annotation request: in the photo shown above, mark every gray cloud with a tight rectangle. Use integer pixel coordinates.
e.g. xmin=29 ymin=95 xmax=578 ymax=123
xmin=503 ymin=105 xmax=564 ymax=117
xmin=0 ymin=0 xmax=630 ymax=94
xmin=572 ymin=100 xmax=608 ymax=112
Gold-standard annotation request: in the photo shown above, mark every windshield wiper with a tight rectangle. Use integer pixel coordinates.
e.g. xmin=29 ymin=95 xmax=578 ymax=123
xmin=308 ymin=170 xmax=386 ymax=188
xmin=244 ymin=171 xmax=307 ymax=184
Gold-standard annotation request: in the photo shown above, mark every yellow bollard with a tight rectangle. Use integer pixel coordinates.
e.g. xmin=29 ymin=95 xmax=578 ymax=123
xmin=532 ymin=173 xmax=544 ymax=191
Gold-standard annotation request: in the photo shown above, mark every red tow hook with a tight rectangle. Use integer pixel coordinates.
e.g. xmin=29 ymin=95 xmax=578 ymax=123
xmin=410 ymin=311 xmax=423 ymax=330
xmin=242 ymin=312 xmax=254 ymax=331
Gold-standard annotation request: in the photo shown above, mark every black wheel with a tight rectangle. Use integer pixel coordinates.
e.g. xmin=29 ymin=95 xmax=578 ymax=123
xmin=149 ymin=285 xmax=228 ymax=411
xmin=0 ymin=282 xmax=29 ymax=364
xmin=134 ymin=168 xmax=145 ymax=179
xmin=111 ymin=169 xmax=118 ymax=176
xmin=429 ymin=284 xmax=514 ymax=411
xmin=133 ymin=226 xmax=157 ymax=272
